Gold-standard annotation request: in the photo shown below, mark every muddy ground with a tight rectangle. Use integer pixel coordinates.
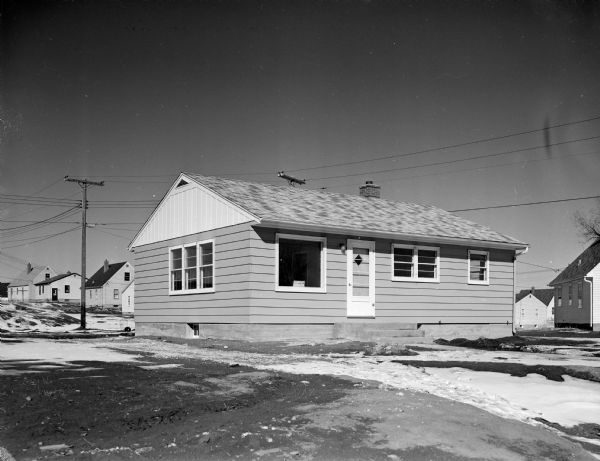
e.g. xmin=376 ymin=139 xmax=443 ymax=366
xmin=0 ymin=341 xmax=596 ymax=461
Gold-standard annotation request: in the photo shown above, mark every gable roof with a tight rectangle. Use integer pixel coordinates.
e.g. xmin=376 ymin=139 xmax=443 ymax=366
xmin=182 ymin=174 xmax=526 ymax=248
xmin=515 ymin=288 xmax=554 ymax=305
xmin=549 ymin=241 xmax=600 ymax=286
xmin=7 ymin=266 xmax=52 ymax=287
xmin=86 ymin=262 xmax=127 ymax=288
xmin=35 ymin=273 xmax=80 ymax=286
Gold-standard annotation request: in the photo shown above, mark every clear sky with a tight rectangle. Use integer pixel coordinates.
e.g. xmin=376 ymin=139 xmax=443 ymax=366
xmin=1 ymin=0 xmax=599 ymax=290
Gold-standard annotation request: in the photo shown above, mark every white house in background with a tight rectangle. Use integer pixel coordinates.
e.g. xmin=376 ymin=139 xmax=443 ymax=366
xmin=121 ymin=281 xmax=135 ymax=314
xmin=86 ymin=260 xmax=134 ymax=309
xmin=7 ymin=263 xmax=57 ymax=302
xmin=34 ymin=272 xmax=81 ymax=303
xmin=514 ymin=288 xmax=554 ymax=330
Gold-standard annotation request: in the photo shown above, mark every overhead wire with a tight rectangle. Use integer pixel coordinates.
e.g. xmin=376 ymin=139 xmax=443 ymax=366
xmin=287 ymin=114 xmax=600 ymax=174
xmin=448 ymin=194 xmax=600 ymax=212
xmin=1 ymin=226 xmax=81 ymax=250
xmin=307 ymin=134 xmax=600 ymax=182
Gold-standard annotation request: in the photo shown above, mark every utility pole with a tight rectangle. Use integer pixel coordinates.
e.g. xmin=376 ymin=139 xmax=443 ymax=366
xmin=64 ymin=176 xmax=104 ymax=329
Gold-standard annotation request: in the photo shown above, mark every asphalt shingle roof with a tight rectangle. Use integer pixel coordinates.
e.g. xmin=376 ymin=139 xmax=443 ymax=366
xmin=35 ymin=273 xmax=80 ymax=286
xmin=186 ymin=174 xmax=526 ymax=246
xmin=549 ymin=241 xmax=600 ymax=285
xmin=515 ymin=288 xmax=554 ymax=305
xmin=86 ymin=262 xmax=127 ymax=288
xmin=8 ymin=266 xmax=51 ymax=287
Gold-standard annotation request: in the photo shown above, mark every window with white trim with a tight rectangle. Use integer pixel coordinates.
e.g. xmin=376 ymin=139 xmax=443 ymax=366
xmin=169 ymin=240 xmax=214 ymax=294
xmin=114 ymin=289 xmax=119 ymax=300
xmin=568 ymin=284 xmax=573 ymax=306
xmin=276 ymin=234 xmax=326 ymax=292
xmin=65 ymin=285 xmax=70 ymax=294
xmin=577 ymin=281 xmax=583 ymax=308
xmin=391 ymin=244 xmax=440 ymax=282
xmin=555 ymin=287 xmax=562 ymax=307
xmin=468 ymin=250 xmax=489 ymax=284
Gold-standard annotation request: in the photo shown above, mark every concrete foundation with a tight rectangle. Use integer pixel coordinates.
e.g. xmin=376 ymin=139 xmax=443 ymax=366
xmin=418 ymin=323 xmax=513 ymax=339
xmin=136 ymin=322 xmax=514 ymax=342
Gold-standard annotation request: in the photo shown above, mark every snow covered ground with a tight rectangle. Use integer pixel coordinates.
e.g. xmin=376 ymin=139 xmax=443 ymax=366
xmin=5 ymin=336 xmax=598 ymax=433
xmin=0 ymin=301 xmax=134 ymax=332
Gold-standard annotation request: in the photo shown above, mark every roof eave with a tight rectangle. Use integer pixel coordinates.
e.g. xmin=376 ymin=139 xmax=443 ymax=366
xmin=256 ymin=220 xmax=528 ymax=251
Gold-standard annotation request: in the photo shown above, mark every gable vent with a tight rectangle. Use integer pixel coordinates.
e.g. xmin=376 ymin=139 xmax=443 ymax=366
xmin=177 ymin=179 xmax=189 ymax=188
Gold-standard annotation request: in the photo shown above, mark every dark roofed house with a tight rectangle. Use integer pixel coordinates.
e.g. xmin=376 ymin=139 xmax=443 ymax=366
xmin=514 ymin=288 xmax=555 ymax=330
xmin=128 ymin=173 xmax=528 ymax=341
xmin=550 ymin=241 xmax=600 ymax=330
xmin=86 ymin=260 xmax=134 ymax=310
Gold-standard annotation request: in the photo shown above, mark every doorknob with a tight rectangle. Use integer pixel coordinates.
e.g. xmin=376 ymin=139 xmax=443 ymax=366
xmin=348 ymin=282 xmax=352 ymax=286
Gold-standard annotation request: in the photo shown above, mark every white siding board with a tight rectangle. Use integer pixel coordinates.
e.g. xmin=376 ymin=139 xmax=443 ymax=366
xmin=132 ymin=182 xmax=255 ymax=247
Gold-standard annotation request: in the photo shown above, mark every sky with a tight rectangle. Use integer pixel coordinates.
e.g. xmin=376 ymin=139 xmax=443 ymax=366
xmin=0 ymin=0 xmax=599 ymax=290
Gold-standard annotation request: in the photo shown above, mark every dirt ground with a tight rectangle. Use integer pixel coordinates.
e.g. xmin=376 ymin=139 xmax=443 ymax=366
xmin=0 ymin=338 xmax=596 ymax=461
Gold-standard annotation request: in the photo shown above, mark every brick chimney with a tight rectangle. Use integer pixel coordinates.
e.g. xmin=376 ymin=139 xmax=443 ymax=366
xmin=359 ymin=180 xmax=381 ymax=199
xmin=103 ymin=259 xmax=110 ymax=273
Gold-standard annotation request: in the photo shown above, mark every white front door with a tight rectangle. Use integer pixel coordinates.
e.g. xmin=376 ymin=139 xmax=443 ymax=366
xmin=347 ymin=239 xmax=375 ymax=317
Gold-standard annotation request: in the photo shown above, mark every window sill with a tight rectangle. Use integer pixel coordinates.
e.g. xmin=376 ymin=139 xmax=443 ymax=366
xmin=391 ymin=277 xmax=440 ymax=283
xmin=169 ymin=288 xmax=215 ymax=296
xmin=275 ymin=286 xmax=327 ymax=293
xmin=468 ymin=280 xmax=489 ymax=286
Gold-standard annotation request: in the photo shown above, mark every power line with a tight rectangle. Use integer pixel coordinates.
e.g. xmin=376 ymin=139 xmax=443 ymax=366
xmin=1 ymin=226 xmax=81 ymax=249
xmin=323 ymin=149 xmax=600 ymax=191
xmin=518 ymin=261 xmax=561 ymax=272
xmin=0 ymin=207 xmax=80 ymax=232
xmin=287 ymin=114 xmax=600 ymax=174
xmin=448 ymin=194 xmax=600 ymax=212
xmin=307 ymin=134 xmax=600 ymax=181
xmin=0 ymin=209 xmax=81 ymax=239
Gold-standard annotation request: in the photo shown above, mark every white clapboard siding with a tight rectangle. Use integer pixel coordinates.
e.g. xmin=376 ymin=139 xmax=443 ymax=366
xmin=131 ymin=180 xmax=256 ymax=247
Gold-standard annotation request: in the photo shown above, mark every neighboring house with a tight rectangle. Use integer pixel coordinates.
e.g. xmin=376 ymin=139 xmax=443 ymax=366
xmin=514 ymin=288 xmax=554 ymax=330
xmin=34 ymin=272 xmax=82 ymax=303
xmin=86 ymin=260 xmax=134 ymax=309
xmin=128 ymin=173 xmax=528 ymax=341
xmin=550 ymin=241 xmax=600 ymax=330
xmin=7 ymin=264 xmax=57 ymax=302
xmin=121 ymin=281 xmax=135 ymax=314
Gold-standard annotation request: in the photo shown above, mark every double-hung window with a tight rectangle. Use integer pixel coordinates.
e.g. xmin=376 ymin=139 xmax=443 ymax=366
xmin=555 ymin=287 xmax=562 ymax=308
xmin=391 ymin=244 xmax=440 ymax=282
xmin=577 ymin=281 xmax=583 ymax=308
xmin=468 ymin=250 xmax=489 ymax=285
xmin=276 ymin=234 xmax=326 ymax=292
xmin=170 ymin=240 xmax=214 ymax=294
xmin=568 ymin=284 xmax=573 ymax=306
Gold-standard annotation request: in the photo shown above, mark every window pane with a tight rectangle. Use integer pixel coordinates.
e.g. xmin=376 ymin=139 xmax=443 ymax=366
xmin=185 ymin=246 xmax=197 ymax=268
xmin=393 ymin=247 xmax=413 ymax=262
xmin=470 ymin=268 xmax=486 ymax=281
xmin=200 ymin=243 xmax=213 ymax=266
xmin=202 ymin=266 xmax=213 ymax=288
xmin=278 ymin=239 xmax=322 ymax=288
xmin=185 ymin=268 xmax=197 ymax=289
xmin=418 ymin=267 xmax=436 ymax=278
xmin=394 ymin=263 xmax=412 ymax=277
xmin=172 ymin=270 xmax=182 ymax=291
xmin=171 ymin=248 xmax=182 ymax=270
xmin=469 ymin=253 xmax=487 ymax=281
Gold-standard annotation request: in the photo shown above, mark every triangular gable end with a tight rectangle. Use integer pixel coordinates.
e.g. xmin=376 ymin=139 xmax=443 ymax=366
xmin=129 ymin=173 xmax=259 ymax=249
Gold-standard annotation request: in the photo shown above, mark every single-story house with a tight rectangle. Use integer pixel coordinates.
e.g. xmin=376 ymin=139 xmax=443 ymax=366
xmin=34 ymin=272 xmax=81 ymax=303
xmin=7 ymin=264 xmax=57 ymax=302
xmin=128 ymin=173 xmax=528 ymax=341
xmin=550 ymin=241 xmax=600 ymax=330
xmin=121 ymin=281 xmax=135 ymax=314
xmin=86 ymin=260 xmax=134 ymax=309
xmin=514 ymin=288 xmax=554 ymax=330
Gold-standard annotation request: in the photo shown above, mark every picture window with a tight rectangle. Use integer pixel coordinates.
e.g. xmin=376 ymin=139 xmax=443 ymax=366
xmin=276 ymin=234 xmax=326 ymax=292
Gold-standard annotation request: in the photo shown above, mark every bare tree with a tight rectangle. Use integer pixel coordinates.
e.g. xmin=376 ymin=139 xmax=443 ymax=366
xmin=574 ymin=200 xmax=600 ymax=244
